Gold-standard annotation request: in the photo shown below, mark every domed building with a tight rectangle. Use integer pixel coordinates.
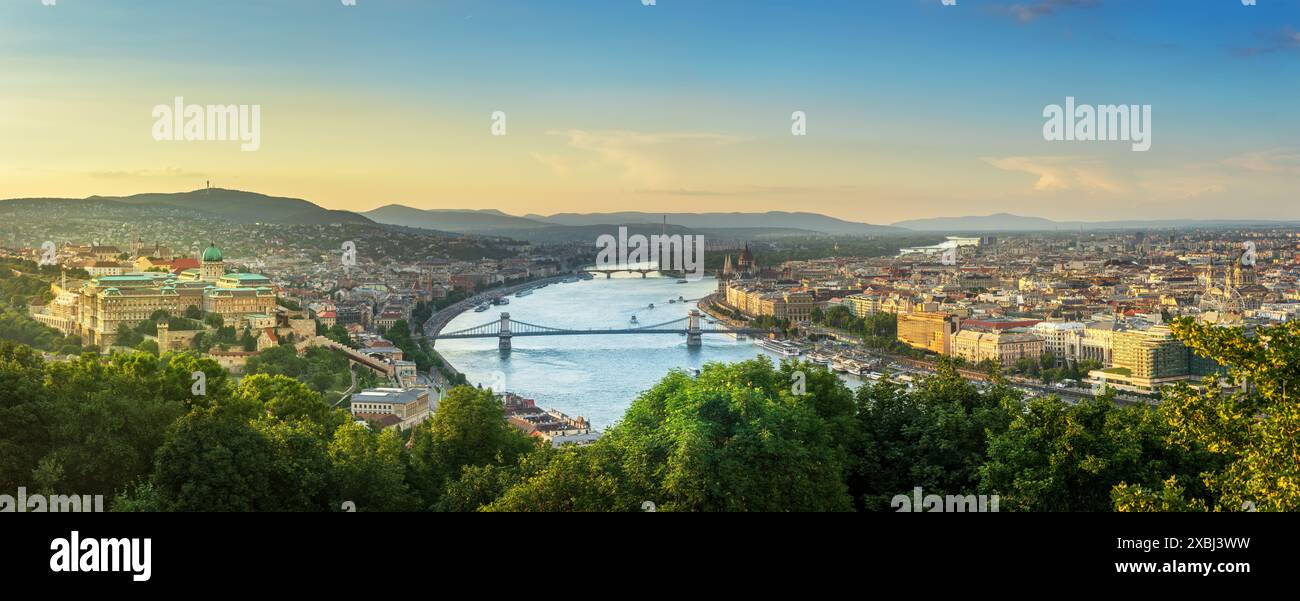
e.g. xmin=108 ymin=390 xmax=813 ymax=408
xmin=177 ymin=243 xmax=227 ymax=283
xmin=201 ymin=243 xmax=225 ymax=282
xmin=51 ymin=242 xmax=278 ymax=347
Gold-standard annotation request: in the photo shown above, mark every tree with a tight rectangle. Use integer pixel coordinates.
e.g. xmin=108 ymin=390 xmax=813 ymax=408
xmin=204 ymin=313 xmax=224 ymax=329
xmin=144 ymin=406 xmax=325 ymax=511
xmin=326 ymin=324 xmax=354 ymax=348
xmin=384 ymin=319 xmax=434 ymax=372
xmin=230 ymin=374 xmax=347 ymax=431
xmin=33 ymin=352 xmax=194 ymax=496
xmin=245 ymin=345 xmax=307 ymax=379
xmin=114 ymin=323 xmax=143 ymax=348
xmin=328 ymin=422 xmax=417 ymax=511
xmin=136 ymin=339 xmax=160 ymax=357
xmin=1124 ymin=318 xmax=1300 ymax=511
xmin=134 ymin=374 xmax=345 ymax=511
xmin=0 ymin=343 xmax=49 ymax=491
xmin=491 ymin=357 xmax=858 ymax=512
xmin=849 ymin=362 xmax=1018 ymax=511
xmin=406 ymin=386 xmax=536 ymax=508
xmin=978 ymin=395 xmax=1216 ymax=511
xmin=485 ymin=445 xmax=630 ymax=512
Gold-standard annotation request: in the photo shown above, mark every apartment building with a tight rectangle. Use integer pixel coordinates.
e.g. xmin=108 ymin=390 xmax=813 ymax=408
xmin=897 ymin=311 xmax=959 ymax=355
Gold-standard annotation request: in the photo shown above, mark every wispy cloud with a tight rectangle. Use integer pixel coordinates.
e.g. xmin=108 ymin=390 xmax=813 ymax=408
xmin=996 ymin=0 xmax=1101 ymax=23
xmin=984 ymin=156 xmax=1126 ymax=194
xmin=1222 ymin=148 xmax=1300 ymax=174
xmin=548 ymin=129 xmax=743 ymax=186
xmin=636 ymin=184 xmax=870 ymax=197
xmin=636 ymin=188 xmax=731 ymax=197
xmin=1232 ymin=27 xmax=1300 ymax=58
xmin=530 ymin=153 xmax=571 ymax=177
xmin=88 ymin=167 xmax=204 ymax=180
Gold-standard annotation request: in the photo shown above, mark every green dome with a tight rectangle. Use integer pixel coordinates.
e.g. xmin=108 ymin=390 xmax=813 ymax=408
xmin=202 ymin=244 xmax=223 ymax=262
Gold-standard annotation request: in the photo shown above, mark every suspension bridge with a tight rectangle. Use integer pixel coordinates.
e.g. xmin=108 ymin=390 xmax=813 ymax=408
xmin=431 ymin=310 xmax=770 ymax=350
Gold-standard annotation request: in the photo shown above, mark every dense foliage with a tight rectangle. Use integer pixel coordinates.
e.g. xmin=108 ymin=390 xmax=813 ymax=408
xmin=0 ymin=313 xmax=1290 ymax=511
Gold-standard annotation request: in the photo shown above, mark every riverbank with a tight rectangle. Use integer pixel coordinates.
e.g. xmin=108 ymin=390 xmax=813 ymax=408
xmin=422 ymin=275 xmax=574 ymax=338
xmin=697 ymin=293 xmax=750 ymax=330
xmin=421 ymin=274 xmax=577 ymax=389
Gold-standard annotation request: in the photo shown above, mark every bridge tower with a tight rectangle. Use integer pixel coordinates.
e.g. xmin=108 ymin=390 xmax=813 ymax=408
xmin=498 ymin=312 xmax=512 ymax=352
xmin=686 ymin=309 xmax=702 ymax=347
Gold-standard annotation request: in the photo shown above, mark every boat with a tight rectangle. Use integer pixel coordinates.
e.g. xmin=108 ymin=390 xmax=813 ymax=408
xmin=676 ymin=279 xmax=688 ymax=284
xmin=648 ymin=303 xmax=655 ymax=309
xmin=756 ymin=338 xmax=802 ymax=357
xmin=630 ymin=315 xmax=639 ymax=324
xmin=668 ymin=299 xmax=676 ymax=304
xmin=515 ymin=289 xmax=533 ymax=298
xmin=493 ymin=297 xmax=509 ymax=306
xmin=806 ymin=351 xmax=833 ymax=365
xmin=474 ymin=303 xmax=490 ymax=312
xmin=678 ymin=296 xmax=685 ymax=301
xmin=562 ymin=276 xmax=579 ymax=283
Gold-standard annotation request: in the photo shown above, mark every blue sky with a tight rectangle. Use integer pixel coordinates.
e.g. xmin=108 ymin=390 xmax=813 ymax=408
xmin=2 ymin=0 xmax=1298 ymax=223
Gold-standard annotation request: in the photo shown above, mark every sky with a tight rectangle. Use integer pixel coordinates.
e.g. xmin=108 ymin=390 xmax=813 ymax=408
xmin=1 ymin=0 xmax=1298 ymax=224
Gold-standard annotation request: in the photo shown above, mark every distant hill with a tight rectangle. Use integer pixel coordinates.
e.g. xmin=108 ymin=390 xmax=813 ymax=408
xmin=482 ymin=223 xmax=700 ymax=244
xmin=893 ymin=213 xmax=1300 ymax=232
xmin=91 ymin=189 xmax=373 ymax=225
xmin=364 ymin=205 xmax=551 ymax=232
xmin=892 ymin=213 xmax=1062 ymax=232
xmin=366 ymin=206 xmax=902 ymax=238
xmin=532 ymin=211 xmax=903 ymax=235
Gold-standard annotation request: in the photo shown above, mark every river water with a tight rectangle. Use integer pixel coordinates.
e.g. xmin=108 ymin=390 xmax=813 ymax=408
xmin=434 ymin=275 xmax=785 ymax=428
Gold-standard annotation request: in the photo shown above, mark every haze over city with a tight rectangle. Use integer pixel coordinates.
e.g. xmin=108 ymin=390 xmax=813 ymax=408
xmin=3 ymin=0 xmax=1298 ymax=224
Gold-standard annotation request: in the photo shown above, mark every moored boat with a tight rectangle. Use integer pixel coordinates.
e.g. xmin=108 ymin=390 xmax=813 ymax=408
xmin=756 ymin=338 xmax=802 ymax=357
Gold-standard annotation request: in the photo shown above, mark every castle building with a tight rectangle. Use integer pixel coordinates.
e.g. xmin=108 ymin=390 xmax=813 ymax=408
xmin=41 ymin=243 xmax=278 ymax=347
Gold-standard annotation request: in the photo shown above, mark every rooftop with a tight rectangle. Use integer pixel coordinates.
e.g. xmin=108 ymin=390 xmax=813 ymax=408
xmin=350 ymin=388 xmax=427 ymax=406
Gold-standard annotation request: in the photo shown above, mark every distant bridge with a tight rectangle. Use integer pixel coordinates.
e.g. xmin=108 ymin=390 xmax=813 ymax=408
xmin=431 ymin=310 xmax=769 ymax=350
xmin=581 ymin=262 xmax=701 ymax=279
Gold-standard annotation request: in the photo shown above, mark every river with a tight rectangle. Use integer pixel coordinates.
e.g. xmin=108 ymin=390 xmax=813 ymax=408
xmin=434 ymin=275 xmax=786 ymax=428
